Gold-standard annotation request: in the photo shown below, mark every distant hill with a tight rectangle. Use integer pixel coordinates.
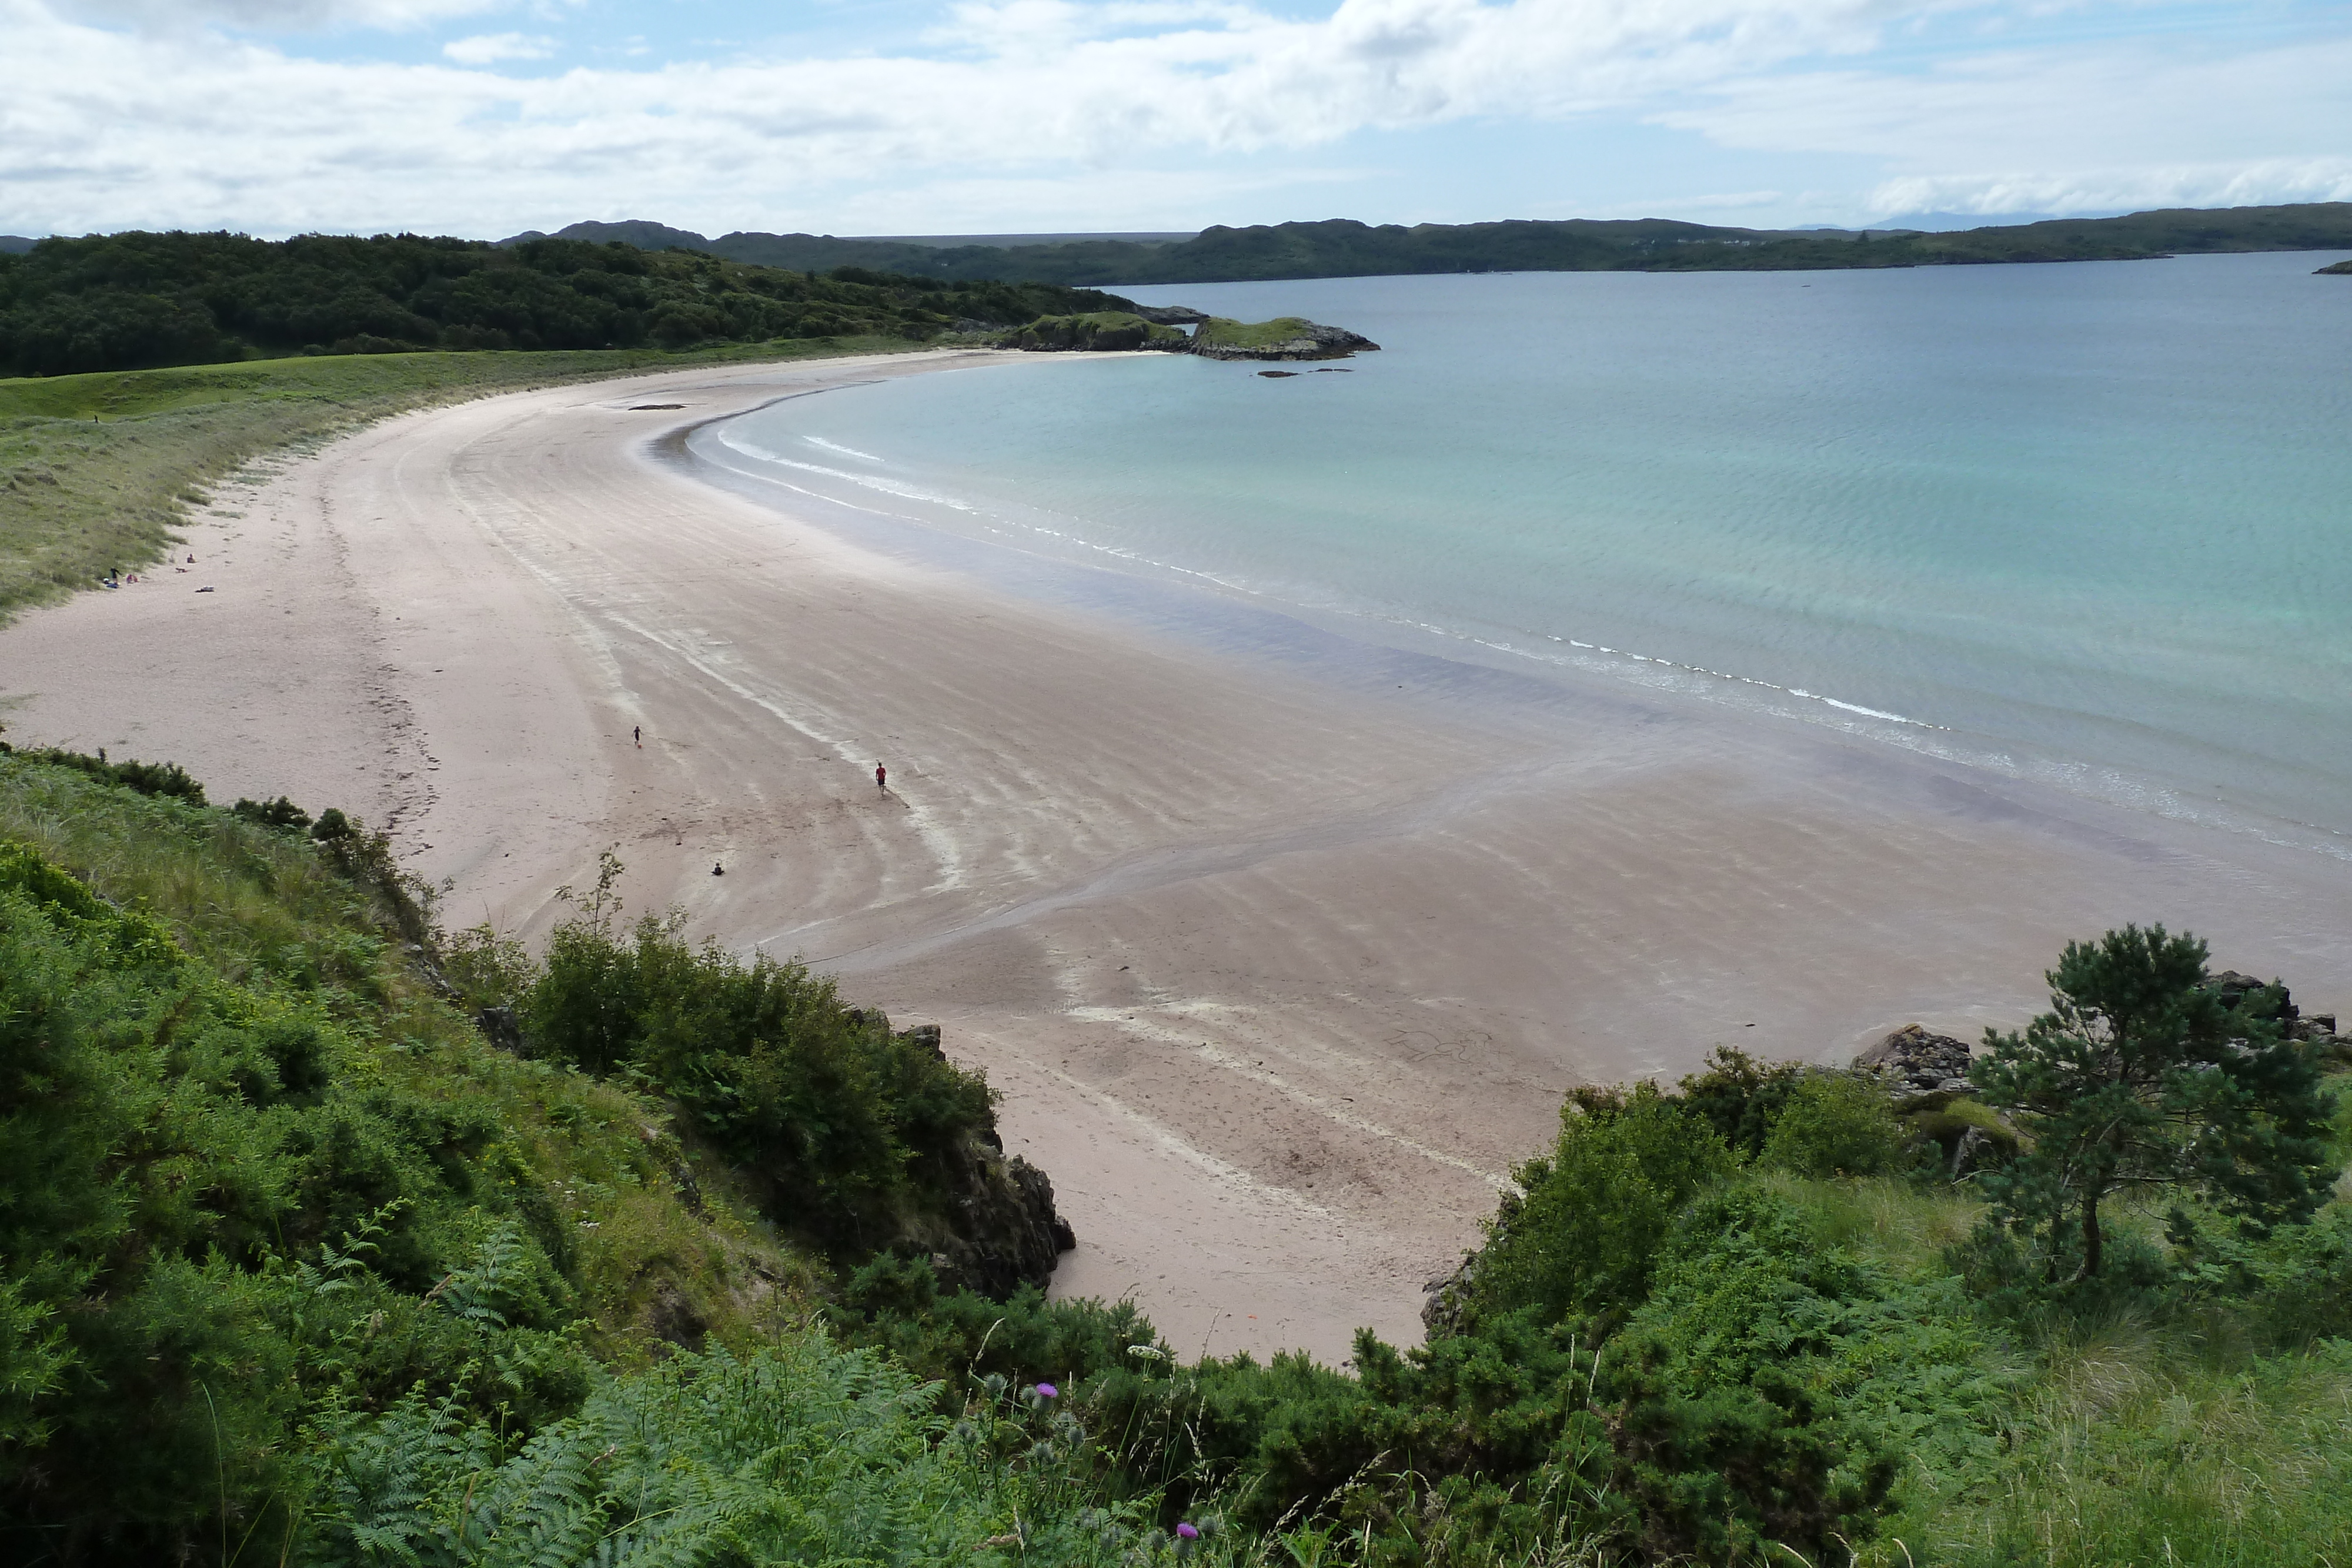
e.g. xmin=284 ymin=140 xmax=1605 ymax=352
xmin=0 ymin=229 xmax=1137 ymax=377
xmin=498 ymin=220 xmax=1202 ymax=277
xmin=1869 ymin=210 xmax=2070 ymax=232
xmin=0 ymin=236 xmax=37 ymax=256
xmin=855 ymin=230 xmax=1198 ymax=249
xmin=508 ymin=202 xmax=2352 ymax=286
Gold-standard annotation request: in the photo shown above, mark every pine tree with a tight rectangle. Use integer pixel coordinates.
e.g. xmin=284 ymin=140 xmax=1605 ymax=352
xmin=1973 ymin=925 xmax=2332 ymax=1279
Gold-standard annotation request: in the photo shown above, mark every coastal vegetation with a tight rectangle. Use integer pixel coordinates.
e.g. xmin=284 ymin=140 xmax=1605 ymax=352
xmin=5 ymin=739 xmax=2351 ymax=1563
xmin=1003 ymin=312 xmax=1188 ymax=352
xmin=0 ymin=345 xmax=943 ymax=620
xmin=0 ymin=231 xmax=1134 ymax=376
xmin=502 ymin=202 xmax=2352 ymax=286
xmin=0 ymin=240 xmax=1380 ymax=618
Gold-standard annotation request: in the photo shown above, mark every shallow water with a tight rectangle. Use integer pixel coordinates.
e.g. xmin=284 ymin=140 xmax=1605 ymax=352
xmin=715 ymin=252 xmax=2352 ymax=845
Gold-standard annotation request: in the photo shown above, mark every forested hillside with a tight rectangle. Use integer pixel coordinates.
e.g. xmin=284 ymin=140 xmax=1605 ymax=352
xmin=0 ymin=230 xmax=1134 ymax=377
xmin=6 ymin=740 xmax=2352 ymax=1564
xmin=521 ymin=201 xmax=2352 ymax=286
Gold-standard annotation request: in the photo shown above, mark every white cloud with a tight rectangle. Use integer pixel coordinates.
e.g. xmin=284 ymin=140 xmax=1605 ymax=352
xmin=1646 ymin=34 xmax=2352 ymax=171
xmin=0 ymin=0 xmax=2344 ymax=237
xmin=1652 ymin=32 xmax=2352 ymax=203
xmin=49 ymin=0 xmax=505 ymax=29
xmin=442 ymin=29 xmax=552 ymax=63
xmin=1866 ymin=159 xmax=2352 ymax=220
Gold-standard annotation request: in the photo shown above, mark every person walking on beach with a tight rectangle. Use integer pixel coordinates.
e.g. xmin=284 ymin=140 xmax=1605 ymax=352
xmin=875 ymin=762 xmax=887 ymax=791
xmin=633 ymin=726 xmax=642 ymax=748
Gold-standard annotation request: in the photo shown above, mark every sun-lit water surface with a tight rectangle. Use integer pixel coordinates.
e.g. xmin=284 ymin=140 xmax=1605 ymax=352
xmin=713 ymin=252 xmax=2352 ymax=844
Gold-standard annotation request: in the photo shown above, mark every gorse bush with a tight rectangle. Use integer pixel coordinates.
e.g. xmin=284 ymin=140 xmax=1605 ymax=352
xmin=1472 ymin=1082 xmax=1732 ymax=1327
xmin=3 ymin=742 xmax=205 ymax=802
xmin=1762 ymin=1071 xmax=1912 ymax=1178
xmin=462 ymin=850 xmax=1000 ymax=1257
xmin=1673 ymin=1046 xmax=1808 ymax=1159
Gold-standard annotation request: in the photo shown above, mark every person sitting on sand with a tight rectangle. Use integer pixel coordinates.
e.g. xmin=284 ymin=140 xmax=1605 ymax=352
xmin=712 ymin=862 xmax=724 ymax=877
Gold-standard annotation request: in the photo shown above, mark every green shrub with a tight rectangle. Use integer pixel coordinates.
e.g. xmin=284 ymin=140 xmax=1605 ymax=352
xmin=306 ymin=1337 xmax=1205 ymax=1568
xmin=1 ymin=743 xmax=205 ymax=803
xmin=828 ymin=1253 xmax=1165 ymax=1390
xmin=1675 ymin=1046 xmax=1809 ymax=1158
xmin=516 ymin=861 xmax=996 ymax=1255
xmin=1473 ymin=1082 xmax=1733 ymax=1326
xmin=1601 ymin=1186 xmax=2004 ymax=1562
xmin=231 ymin=794 xmax=312 ymax=831
xmin=1762 ymin=1072 xmax=1910 ymax=1178
xmin=0 ymin=761 xmax=801 ymax=1561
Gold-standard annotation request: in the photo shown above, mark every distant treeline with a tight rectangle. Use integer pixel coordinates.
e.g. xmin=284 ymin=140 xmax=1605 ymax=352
xmin=537 ymin=202 xmax=2352 ymax=287
xmin=0 ymin=230 xmax=1133 ymax=377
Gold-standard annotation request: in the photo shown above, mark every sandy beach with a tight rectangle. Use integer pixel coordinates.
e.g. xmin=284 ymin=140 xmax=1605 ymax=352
xmin=6 ymin=347 xmax=2350 ymax=1363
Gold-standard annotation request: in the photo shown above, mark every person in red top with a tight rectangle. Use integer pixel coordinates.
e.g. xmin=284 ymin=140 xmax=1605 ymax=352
xmin=875 ymin=762 xmax=887 ymax=790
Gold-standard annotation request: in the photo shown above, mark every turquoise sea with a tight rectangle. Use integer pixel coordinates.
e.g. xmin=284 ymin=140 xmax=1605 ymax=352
xmin=704 ymin=251 xmax=2352 ymax=846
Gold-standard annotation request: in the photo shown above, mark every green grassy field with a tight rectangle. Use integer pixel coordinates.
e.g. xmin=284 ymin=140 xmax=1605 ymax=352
xmin=0 ymin=339 xmax=917 ymax=622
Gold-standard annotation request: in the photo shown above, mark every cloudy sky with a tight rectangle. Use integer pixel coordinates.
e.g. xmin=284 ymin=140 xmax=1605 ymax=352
xmin=4 ymin=0 xmax=2347 ymax=239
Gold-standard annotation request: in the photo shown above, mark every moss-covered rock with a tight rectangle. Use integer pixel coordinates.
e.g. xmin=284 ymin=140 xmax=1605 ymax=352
xmin=1188 ymin=316 xmax=1380 ymax=360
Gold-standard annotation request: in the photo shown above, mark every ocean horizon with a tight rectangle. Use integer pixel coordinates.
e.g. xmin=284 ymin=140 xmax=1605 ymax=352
xmin=704 ymin=250 xmax=2352 ymax=852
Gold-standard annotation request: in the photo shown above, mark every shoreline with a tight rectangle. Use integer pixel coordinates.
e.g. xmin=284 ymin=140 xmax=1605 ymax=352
xmin=4 ymin=348 xmax=2350 ymax=1361
xmin=687 ymin=376 xmax=2352 ymax=874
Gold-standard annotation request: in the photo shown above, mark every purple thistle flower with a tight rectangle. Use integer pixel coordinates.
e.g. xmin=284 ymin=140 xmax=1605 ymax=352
xmin=1034 ymin=1382 xmax=1058 ymax=1399
xmin=1177 ymin=1523 xmax=1200 ymax=1540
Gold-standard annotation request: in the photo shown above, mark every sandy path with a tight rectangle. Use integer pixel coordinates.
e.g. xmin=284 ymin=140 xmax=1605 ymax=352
xmin=6 ymin=349 xmax=2350 ymax=1363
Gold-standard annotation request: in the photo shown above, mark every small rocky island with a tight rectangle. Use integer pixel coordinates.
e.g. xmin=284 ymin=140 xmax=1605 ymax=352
xmin=2318 ymin=259 xmax=2352 ymax=275
xmin=1002 ymin=306 xmax=1379 ymax=360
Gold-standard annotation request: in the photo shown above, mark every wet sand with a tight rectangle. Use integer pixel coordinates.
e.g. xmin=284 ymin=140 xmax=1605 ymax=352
xmin=6 ymin=348 xmax=2349 ymax=1362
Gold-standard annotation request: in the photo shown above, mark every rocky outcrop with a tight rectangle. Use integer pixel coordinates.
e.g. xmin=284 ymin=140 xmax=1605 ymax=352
xmin=1855 ymin=1025 xmax=2017 ymax=1178
xmin=1000 ymin=308 xmax=1379 ymax=360
xmin=2318 ymin=260 xmax=2352 ymax=275
xmin=1855 ymin=1024 xmax=1976 ymax=1092
xmin=1422 ymin=1202 xmax=1514 ymax=1339
xmin=1187 ymin=316 xmax=1382 ymax=360
xmin=886 ymin=1024 xmax=1077 ymax=1298
xmin=2206 ymin=969 xmax=2341 ymax=1048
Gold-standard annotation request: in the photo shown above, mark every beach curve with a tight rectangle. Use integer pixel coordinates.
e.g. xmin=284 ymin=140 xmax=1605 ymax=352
xmin=4 ymin=346 xmax=2351 ymax=1361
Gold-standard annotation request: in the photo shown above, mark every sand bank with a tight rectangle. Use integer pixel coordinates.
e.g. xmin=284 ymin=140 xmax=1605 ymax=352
xmin=5 ymin=348 xmax=2350 ymax=1362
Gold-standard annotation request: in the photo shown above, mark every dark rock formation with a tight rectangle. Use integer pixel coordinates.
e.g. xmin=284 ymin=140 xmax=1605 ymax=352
xmin=1421 ymin=1254 xmax=1480 ymax=1339
xmin=1855 ymin=1024 xmax=1976 ymax=1092
xmin=1188 ymin=318 xmax=1382 ymax=361
xmin=1000 ymin=308 xmax=1379 ymax=360
xmin=2206 ymin=969 xmax=2344 ymax=1050
xmin=474 ymin=1004 xmax=523 ymax=1052
xmin=887 ymin=1023 xmax=1077 ymax=1299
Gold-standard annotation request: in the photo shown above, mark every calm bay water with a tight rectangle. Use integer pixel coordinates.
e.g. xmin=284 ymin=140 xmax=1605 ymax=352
xmin=714 ymin=252 xmax=2352 ymax=844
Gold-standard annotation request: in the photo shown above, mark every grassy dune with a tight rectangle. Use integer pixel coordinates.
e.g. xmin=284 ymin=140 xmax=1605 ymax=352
xmin=0 ymin=339 xmax=915 ymax=621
